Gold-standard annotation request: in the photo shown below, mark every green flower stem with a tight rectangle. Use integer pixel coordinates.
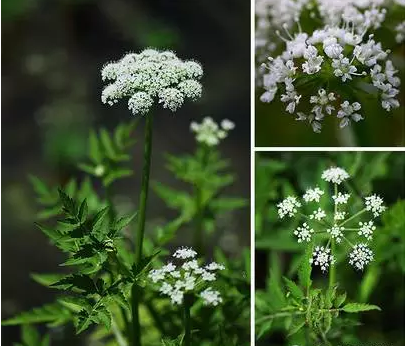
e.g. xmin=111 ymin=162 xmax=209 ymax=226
xmin=299 ymin=212 xmax=331 ymax=228
xmin=183 ymin=295 xmax=192 ymax=346
xmin=132 ymin=113 xmax=154 ymax=346
xmin=193 ymin=145 xmax=209 ymax=254
xmin=339 ymin=209 xmax=367 ymax=227
xmin=329 ymin=184 xmax=338 ymax=288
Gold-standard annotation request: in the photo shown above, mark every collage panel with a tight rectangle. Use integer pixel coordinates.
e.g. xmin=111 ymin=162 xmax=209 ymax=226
xmin=1 ymin=1 xmax=250 ymax=346
xmin=255 ymin=1 xmax=405 ymax=147
xmin=255 ymin=151 xmax=405 ymax=345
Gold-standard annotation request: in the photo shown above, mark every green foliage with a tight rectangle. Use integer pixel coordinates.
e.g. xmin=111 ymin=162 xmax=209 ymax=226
xmin=255 ymin=152 xmax=403 ymax=346
xmin=153 ymin=144 xmax=247 ymax=248
xmin=78 ymin=121 xmax=137 ymax=186
xmin=13 ymin=325 xmax=50 ymax=346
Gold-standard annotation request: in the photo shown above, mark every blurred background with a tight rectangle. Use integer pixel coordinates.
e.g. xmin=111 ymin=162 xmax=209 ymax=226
xmin=255 ymin=151 xmax=405 ymax=345
xmin=1 ymin=0 xmax=250 ymax=344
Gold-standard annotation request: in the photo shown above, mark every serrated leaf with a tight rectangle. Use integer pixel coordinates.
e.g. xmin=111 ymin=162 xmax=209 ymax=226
xmin=133 ymin=251 xmax=161 ymax=277
xmin=51 ymin=274 xmax=97 ymax=294
xmin=78 ymin=199 xmax=88 ymax=223
xmin=283 ymin=277 xmax=304 ymax=300
xmin=287 ymin=320 xmax=305 ymax=336
xmin=342 ymin=303 xmax=381 ymax=313
xmin=2 ymin=303 xmax=70 ymax=326
xmin=298 ymin=247 xmax=312 ymax=292
xmin=58 ymin=189 xmax=77 ymax=217
xmin=58 ymin=296 xmax=92 ymax=312
xmin=114 ymin=212 xmax=137 ymax=232
xmin=334 ymin=292 xmax=347 ymax=308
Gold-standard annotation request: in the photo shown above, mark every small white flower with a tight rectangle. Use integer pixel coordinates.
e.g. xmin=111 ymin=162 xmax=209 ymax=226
xmin=182 ymin=260 xmax=199 ymax=271
xmin=173 ymin=247 xmax=197 ymax=259
xmin=310 ymin=208 xmax=327 ymax=221
xmin=200 ymin=288 xmax=222 ymax=306
xmin=221 ymin=119 xmax=235 ymax=131
xmin=149 ymin=269 xmax=165 ymax=283
xmin=321 ymin=167 xmax=350 ymax=184
xmin=349 ymin=243 xmax=374 ymax=270
xmin=327 ymin=225 xmax=345 ymax=243
xmin=337 ymin=101 xmax=363 ymax=128
xmin=277 ymin=196 xmax=301 ymax=218
xmin=334 ymin=211 xmax=346 ymax=221
xmin=332 ymin=192 xmax=351 ymax=205
xmin=170 ymin=289 xmax=184 ymax=305
xmin=332 ymin=55 xmax=358 ymax=82
xmin=294 ymin=223 xmax=314 ymax=243
xmin=358 ymin=221 xmax=376 ymax=241
xmin=159 ymin=282 xmax=173 ymax=295
xmin=201 ymin=270 xmax=216 ymax=282
xmin=310 ymin=246 xmax=335 ymax=273
xmin=395 ymin=21 xmax=405 ymax=43
xmin=280 ymin=78 xmax=301 ymax=114
xmin=205 ymin=262 xmax=225 ymax=271
xmin=365 ymin=194 xmax=386 ymax=217
xmin=303 ymin=187 xmax=324 ymax=202
xmin=302 ymin=45 xmax=324 ymax=74
xmin=162 ymin=262 xmax=176 ymax=273
xmin=310 ymin=89 xmax=336 ymax=120
xmin=191 ymin=117 xmax=234 ymax=146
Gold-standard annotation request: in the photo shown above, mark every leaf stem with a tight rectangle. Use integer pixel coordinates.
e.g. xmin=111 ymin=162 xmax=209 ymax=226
xmin=329 ymin=184 xmax=337 ymax=288
xmin=132 ymin=113 xmax=154 ymax=346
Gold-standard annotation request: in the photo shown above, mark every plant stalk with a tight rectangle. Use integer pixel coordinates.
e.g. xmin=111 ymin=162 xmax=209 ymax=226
xmin=183 ymin=295 xmax=192 ymax=346
xmin=132 ymin=113 xmax=154 ymax=346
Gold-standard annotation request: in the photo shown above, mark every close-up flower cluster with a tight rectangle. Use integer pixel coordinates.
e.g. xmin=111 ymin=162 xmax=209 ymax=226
xmin=148 ymin=247 xmax=225 ymax=306
xmin=277 ymin=166 xmax=386 ymax=272
xmin=190 ymin=117 xmax=235 ymax=146
xmin=256 ymin=0 xmax=404 ymax=134
xmin=101 ymin=49 xmax=203 ymax=115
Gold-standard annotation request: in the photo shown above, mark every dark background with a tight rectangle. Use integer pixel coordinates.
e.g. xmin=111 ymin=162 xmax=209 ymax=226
xmin=1 ymin=0 xmax=250 ymax=344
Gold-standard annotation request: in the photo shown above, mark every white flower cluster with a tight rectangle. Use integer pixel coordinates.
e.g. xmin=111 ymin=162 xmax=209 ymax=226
xmin=190 ymin=117 xmax=235 ymax=146
xmin=277 ymin=166 xmax=386 ymax=272
xmin=101 ymin=49 xmax=203 ymax=115
xmin=257 ymin=0 xmax=403 ymax=132
xmin=148 ymin=247 xmax=224 ymax=306
xmin=321 ymin=167 xmax=350 ymax=184
xmin=310 ymin=246 xmax=335 ymax=273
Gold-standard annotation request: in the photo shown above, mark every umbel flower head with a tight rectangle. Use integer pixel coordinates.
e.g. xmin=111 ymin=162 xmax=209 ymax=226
xmin=259 ymin=5 xmax=401 ymax=132
xmin=101 ymin=49 xmax=203 ymax=115
xmin=148 ymin=247 xmax=224 ymax=306
xmin=277 ymin=166 xmax=386 ymax=272
xmin=190 ymin=117 xmax=235 ymax=146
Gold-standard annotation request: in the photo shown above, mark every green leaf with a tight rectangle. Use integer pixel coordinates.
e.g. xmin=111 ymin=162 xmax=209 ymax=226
xmin=21 ymin=325 xmax=41 ymax=346
xmin=58 ymin=189 xmax=77 ymax=217
xmin=114 ymin=212 xmax=137 ymax=232
xmin=100 ymin=128 xmax=117 ymax=160
xmin=78 ymin=199 xmax=88 ymax=223
xmin=103 ymin=169 xmax=133 ymax=186
xmin=28 ymin=175 xmax=49 ymax=197
xmin=298 ymin=247 xmax=312 ymax=292
xmin=31 ymin=273 xmax=65 ymax=287
xmin=342 ymin=303 xmax=381 ymax=313
xmin=283 ymin=277 xmax=304 ymax=300
xmin=51 ymin=274 xmax=97 ymax=294
xmin=133 ymin=251 xmax=161 ymax=277
xmin=256 ymin=320 xmax=273 ymax=339
xmin=2 ymin=303 xmax=71 ymax=326
xmin=287 ymin=320 xmax=306 ymax=336
xmin=334 ymin=292 xmax=347 ymax=308
xmin=267 ymin=271 xmax=286 ymax=311
xmin=89 ymin=130 xmax=102 ymax=164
